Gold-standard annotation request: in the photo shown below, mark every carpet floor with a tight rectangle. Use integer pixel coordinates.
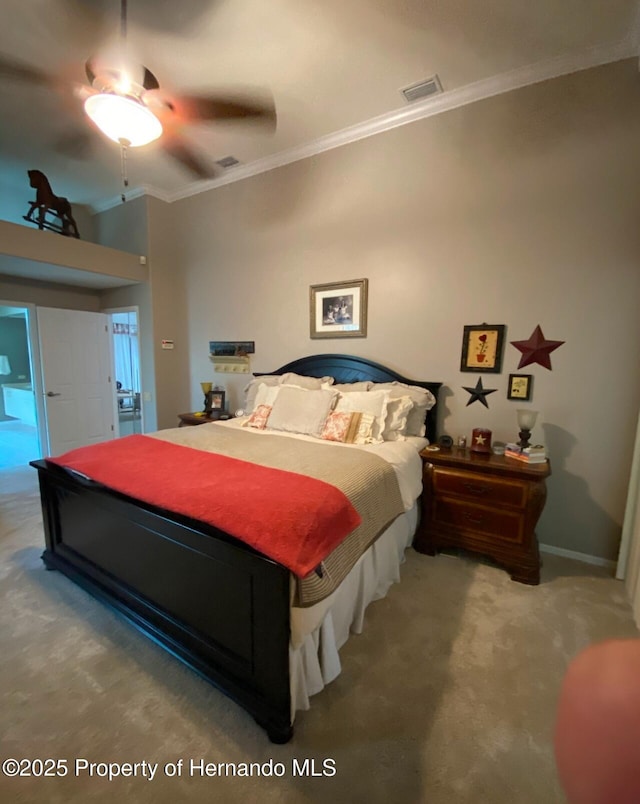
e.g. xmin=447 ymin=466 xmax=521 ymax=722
xmin=1 ymin=465 xmax=637 ymax=803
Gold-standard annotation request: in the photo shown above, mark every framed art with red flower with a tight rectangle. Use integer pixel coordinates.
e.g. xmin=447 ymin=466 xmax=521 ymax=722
xmin=460 ymin=323 xmax=506 ymax=373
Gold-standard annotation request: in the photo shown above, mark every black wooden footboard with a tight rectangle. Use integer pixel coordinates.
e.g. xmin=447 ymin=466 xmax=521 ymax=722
xmin=31 ymin=460 xmax=293 ymax=743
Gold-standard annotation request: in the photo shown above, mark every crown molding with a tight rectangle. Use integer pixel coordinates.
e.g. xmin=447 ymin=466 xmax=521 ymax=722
xmin=92 ymin=37 xmax=634 ymax=214
xmin=90 ymin=184 xmax=172 ymax=214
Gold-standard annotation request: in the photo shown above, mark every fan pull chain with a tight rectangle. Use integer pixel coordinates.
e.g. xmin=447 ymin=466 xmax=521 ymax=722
xmin=121 ymin=0 xmax=128 ymax=41
xmin=119 ymin=139 xmax=130 ymax=203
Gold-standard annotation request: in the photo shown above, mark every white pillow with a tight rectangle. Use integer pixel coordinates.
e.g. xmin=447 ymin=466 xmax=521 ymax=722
xmin=334 ymin=389 xmax=390 ymax=444
xmin=279 ymin=372 xmax=333 ymax=390
xmin=370 ymin=382 xmax=436 ymax=437
xmin=381 ymin=395 xmax=414 ymax=441
xmin=266 ymin=386 xmax=338 ymax=437
xmin=323 ymin=381 xmax=374 ymax=392
xmin=244 ymin=376 xmax=281 ymax=413
xmin=253 ymin=383 xmax=281 ymax=409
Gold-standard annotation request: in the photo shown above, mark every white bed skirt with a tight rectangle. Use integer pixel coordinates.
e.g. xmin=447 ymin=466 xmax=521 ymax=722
xmin=289 ymin=504 xmax=418 ymax=718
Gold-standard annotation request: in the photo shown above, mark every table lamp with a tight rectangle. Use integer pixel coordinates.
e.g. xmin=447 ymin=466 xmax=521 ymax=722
xmin=201 ymin=381 xmax=213 ymax=414
xmin=517 ymin=409 xmax=538 ymax=449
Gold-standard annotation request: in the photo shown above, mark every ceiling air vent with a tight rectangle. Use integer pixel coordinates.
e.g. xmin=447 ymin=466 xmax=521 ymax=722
xmin=401 ymin=74 xmax=443 ymax=104
xmin=216 ymin=156 xmax=241 ymax=169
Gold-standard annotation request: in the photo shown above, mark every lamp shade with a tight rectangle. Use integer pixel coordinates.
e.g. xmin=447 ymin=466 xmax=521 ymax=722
xmin=84 ymin=94 xmax=163 ymax=147
xmin=0 ymin=355 xmax=11 ymax=375
xmin=517 ymin=409 xmax=539 ymax=430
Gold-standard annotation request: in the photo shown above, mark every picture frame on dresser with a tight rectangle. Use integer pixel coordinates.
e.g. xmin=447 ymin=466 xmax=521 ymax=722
xmin=211 ymin=390 xmax=225 ymax=410
xmin=460 ymin=323 xmax=506 ymax=373
xmin=310 ymin=278 xmax=368 ymax=339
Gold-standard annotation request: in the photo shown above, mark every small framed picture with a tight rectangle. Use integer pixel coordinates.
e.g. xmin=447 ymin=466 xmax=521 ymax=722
xmin=310 ymin=278 xmax=368 ymax=339
xmin=460 ymin=323 xmax=506 ymax=373
xmin=209 ymin=341 xmax=255 ymax=356
xmin=211 ymin=390 xmax=226 ymax=410
xmin=507 ymin=373 xmax=532 ymax=401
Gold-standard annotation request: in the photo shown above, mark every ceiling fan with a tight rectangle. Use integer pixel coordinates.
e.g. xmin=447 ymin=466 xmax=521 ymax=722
xmin=0 ymin=0 xmax=276 ymax=182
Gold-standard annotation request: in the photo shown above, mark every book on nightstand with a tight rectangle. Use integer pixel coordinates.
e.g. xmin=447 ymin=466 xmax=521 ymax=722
xmin=504 ymin=444 xmax=548 ymax=464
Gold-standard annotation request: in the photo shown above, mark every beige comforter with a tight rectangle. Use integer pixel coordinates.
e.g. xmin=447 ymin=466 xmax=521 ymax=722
xmin=151 ymin=424 xmax=405 ymax=605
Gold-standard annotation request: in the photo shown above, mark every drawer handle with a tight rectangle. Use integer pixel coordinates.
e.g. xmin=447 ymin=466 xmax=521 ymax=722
xmin=464 ymin=512 xmax=485 ymax=525
xmin=463 ymin=482 xmax=489 ymax=496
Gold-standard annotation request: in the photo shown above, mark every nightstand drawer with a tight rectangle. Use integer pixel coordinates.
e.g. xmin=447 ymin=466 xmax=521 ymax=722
xmin=432 ymin=468 xmax=527 ymax=509
xmin=433 ymin=499 xmax=525 ymax=545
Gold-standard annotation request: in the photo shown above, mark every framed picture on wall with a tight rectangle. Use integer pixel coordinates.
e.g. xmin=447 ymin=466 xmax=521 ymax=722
xmin=310 ymin=278 xmax=368 ymax=339
xmin=460 ymin=323 xmax=506 ymax=373
xmin=507 ymin=373 xmax=533 ymax=401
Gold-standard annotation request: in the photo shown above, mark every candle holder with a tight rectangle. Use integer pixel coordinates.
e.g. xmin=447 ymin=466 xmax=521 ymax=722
xmin=516 ymin=409 xmax=538 ymax=449
xmin=201 ymin=382 xmax=213 ymax=414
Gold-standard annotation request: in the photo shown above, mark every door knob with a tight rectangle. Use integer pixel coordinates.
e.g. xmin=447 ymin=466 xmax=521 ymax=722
xmin=46 ymin=391 xmax=61 ymax=397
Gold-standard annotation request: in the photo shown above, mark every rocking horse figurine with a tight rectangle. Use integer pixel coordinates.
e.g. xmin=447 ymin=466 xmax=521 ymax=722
xmin=23 ymin=170 xmax=80 ymax=238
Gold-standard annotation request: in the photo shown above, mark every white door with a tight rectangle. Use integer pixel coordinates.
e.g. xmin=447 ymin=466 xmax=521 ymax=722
xmin=37 ymin=307 xmax=115 ymax=455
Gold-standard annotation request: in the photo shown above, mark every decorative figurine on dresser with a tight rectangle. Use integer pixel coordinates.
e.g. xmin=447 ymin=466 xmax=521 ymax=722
xmin=415 ymin=445 xmax=551 ymax=584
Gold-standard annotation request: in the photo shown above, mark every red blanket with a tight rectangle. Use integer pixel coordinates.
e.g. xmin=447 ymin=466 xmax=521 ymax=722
xmin=46 ymin=435 xmax=361 ymax=578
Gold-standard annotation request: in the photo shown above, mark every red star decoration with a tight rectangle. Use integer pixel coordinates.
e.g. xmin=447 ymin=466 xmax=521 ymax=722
xmin=511 ymin=325 xmax=564 ymax=370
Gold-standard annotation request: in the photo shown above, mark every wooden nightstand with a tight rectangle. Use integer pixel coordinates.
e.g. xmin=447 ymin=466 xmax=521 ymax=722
xmin=415 ymin=448 xmax=551 ymax=585
xmin=178 ymin=411 xmax=230 ymax=427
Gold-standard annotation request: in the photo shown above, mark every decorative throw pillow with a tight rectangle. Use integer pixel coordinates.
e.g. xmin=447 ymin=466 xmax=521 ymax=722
xmin=352 ymin=412 xmax=376 ymax=444
xmin=334 ymin=389 xmax=390 ymax=443
xmin=320 ymin=411 xmax=363 ymax=443
xmin=266 ymin=386 xmax=338 ymax=437
xmin=242 ymin=404 xmax=272 ymax=430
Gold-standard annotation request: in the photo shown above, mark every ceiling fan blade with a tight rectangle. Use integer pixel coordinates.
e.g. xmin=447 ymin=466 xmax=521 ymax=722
xmin=168 ymin=93 xmax=277 ymax=127
xmin=85 ymin=57 xmax=159 ymax=91
xmin=0 ymin=53 xmax=58 ymax=88
xmin=161 ymin=136 xmax=219 ymax=180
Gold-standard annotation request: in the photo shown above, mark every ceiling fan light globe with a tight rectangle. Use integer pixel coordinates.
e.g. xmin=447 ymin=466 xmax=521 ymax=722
xmin=84 ymin=94 xmax=162 ymax=147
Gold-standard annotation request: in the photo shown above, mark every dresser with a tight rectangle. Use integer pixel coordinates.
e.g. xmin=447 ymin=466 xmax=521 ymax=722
xmin=177 ymin=410 xmax=230 ymax=427
xmin=415 ymin=448 xmax=551 ymax=584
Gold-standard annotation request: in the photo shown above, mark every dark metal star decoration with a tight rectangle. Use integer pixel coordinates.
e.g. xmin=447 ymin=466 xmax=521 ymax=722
xmin=463 ymin=378 xmax=497 ymax=408
xmin=511 ymin=325 xmax=565 ymax=370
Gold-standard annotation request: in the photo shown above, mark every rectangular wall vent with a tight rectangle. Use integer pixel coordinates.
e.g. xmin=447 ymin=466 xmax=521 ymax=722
xmin=401 ymin=74 xmax=443 ymax=104
xmin=216 ymin=156 xmax=241 ymax=169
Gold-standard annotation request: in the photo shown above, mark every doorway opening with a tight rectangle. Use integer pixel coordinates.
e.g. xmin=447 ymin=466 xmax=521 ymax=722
xmin=109 ymin=309 xmax=143 ymax=436
xmin=0 ymin=304 xmax=42 ymax=469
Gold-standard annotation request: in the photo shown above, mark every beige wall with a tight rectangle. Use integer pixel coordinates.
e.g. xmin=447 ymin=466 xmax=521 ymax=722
xmin=145 ymin=197 xmax=190 ymax=429
xmin=167 ymin=59 xmax=640 ymax=561
xmin=0 ymin=275 xmax=101 ymax=311
xmin=94 ymin=196 xmax=149 ymax=257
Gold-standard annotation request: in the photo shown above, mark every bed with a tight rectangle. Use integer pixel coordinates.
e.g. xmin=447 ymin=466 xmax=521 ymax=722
xmin=31 ymin=353 xmax=441 ymax=743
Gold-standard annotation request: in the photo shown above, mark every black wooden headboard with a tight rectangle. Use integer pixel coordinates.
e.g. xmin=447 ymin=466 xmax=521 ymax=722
xmin=257 ymin=353 xmax=442 ymax=444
